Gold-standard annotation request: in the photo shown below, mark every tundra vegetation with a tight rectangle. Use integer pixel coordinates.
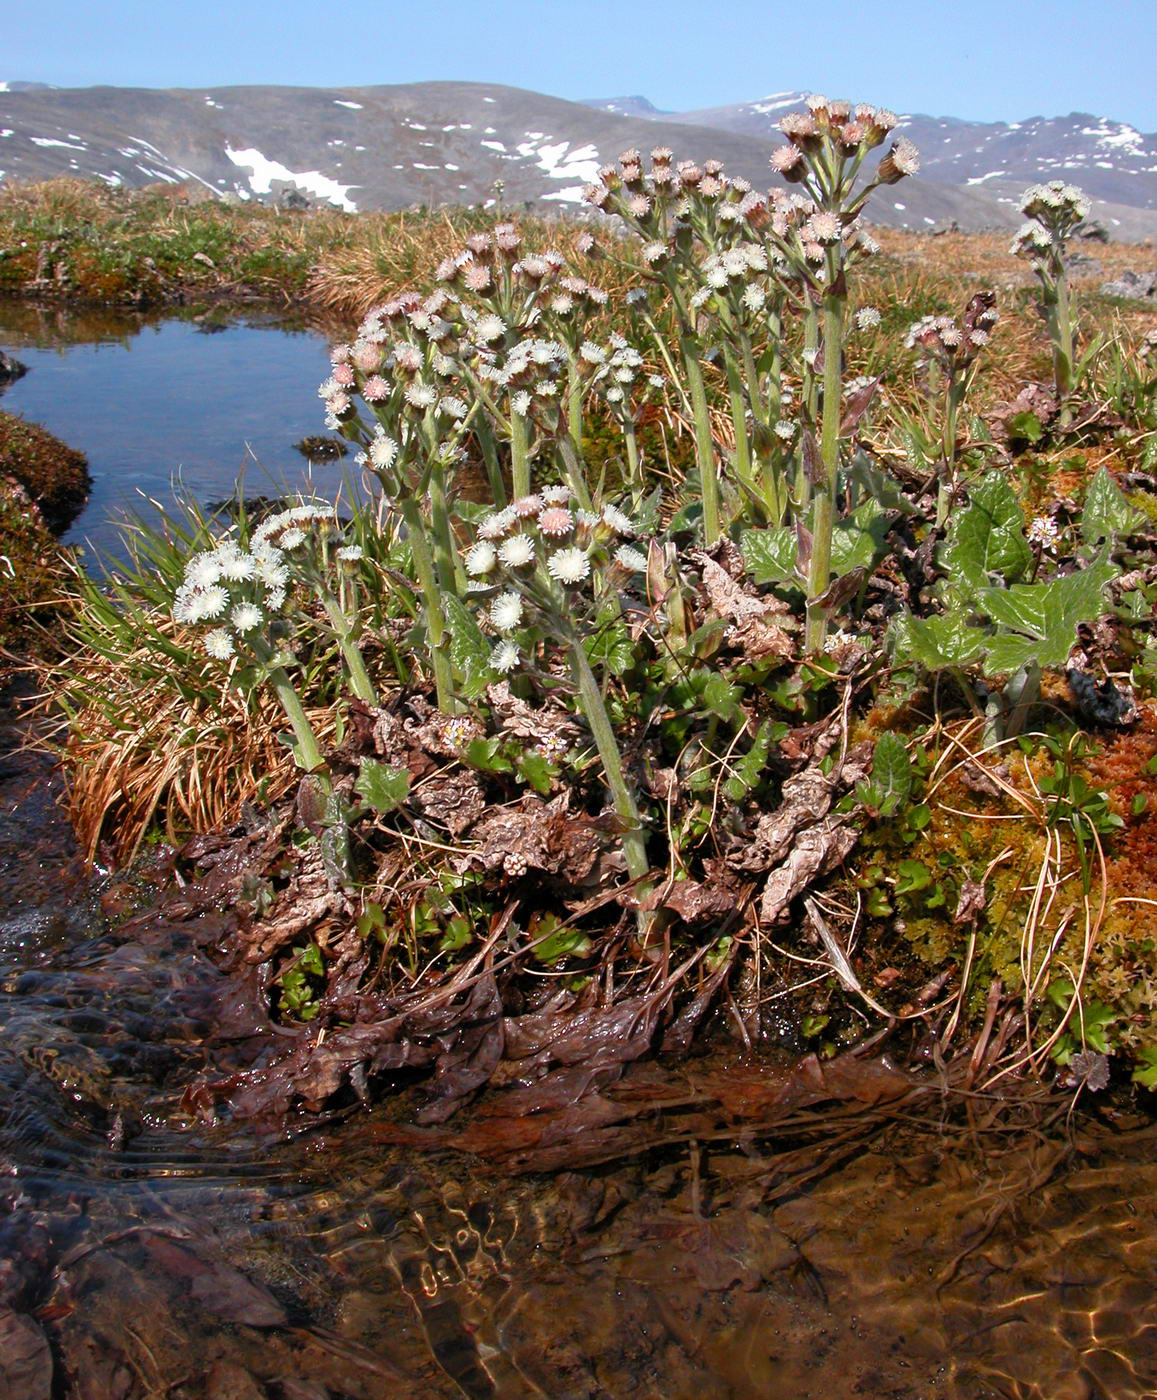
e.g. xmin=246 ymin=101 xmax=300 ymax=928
xmin=6 ymin=97 xmax=1157 ymax=1125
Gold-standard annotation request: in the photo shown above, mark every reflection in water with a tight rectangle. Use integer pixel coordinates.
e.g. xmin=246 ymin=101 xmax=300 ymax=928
xmin=0 ymin=301 xmax=356 ymax=559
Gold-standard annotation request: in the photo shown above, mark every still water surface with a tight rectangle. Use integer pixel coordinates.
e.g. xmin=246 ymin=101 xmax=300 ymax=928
xmin=0 ymin=301 xmax=348 ymax=557
xmin=1 ymin=304 xmax=1156 ymax=1397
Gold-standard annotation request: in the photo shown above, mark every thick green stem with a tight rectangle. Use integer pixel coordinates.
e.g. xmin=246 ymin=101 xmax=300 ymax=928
xmin=805 ymin=286 xmax=845 ymax=654
xmin=570 ymin=641 xmax=651 ymax=890
xmin=1054 ymin=269 xmax=1074 ymax=424
xmin=798 ymin=297 xmax=821 ymax=509
xmin=510 ymin=411 xmax=531 ymax=500
xmin=472 ymin=413 xmax=507 ymax=508
xmin=427 ymin=459 xmax=462 ymax=592
xmin=252 ymin=638 xmax=327 ymax=778
xmin=567 ymin=361 xmax=584 ymax=458
xmin=936 ymin=379 xmax=963 ymax=530
xmin=623 ymin=421 xmax=642 ymax=504
xmin=683 ymin=343 xmax=721 ymax=544
xmin=399 ymin=496 xmax=455 ymax=711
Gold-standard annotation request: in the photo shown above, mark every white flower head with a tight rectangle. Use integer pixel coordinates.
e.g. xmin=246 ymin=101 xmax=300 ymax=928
xmin=601 ymin=504 xmax=636 ymax=537
xmin=338 ymin=544 xmax=364 ymax=561
xmin=478 ymin=507 xmax=517 ymax=540
xmin=547 ymin=547 xmax=591 ymax=585
xmin=498 ymin=534 xmax=536 ymax=567
xmin=614 ymin=545 xmax=648 ymax=571
xmin=465 ymin=540 xmax=498 ymax=576
xmin=490 ymin=590 xmax=524 ymax=632
xmin=231 ymin=602 xmax=264 ymax=633
xmin=204 ymin=629 xmax=235 ymax=660
xmin=490 ymin=639 xmax=521 ymax=672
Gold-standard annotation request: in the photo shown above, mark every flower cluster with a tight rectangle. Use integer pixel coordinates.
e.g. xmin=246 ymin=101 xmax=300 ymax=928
xmin=171 ymin=504 xmax=337 ymax=659
xmin=906 ymin=292 xmax=999 ymax=375
xmin=1011 ymin=182 xmax=1091 ymax=262
xmin=462 ymin=488 xmax=648 ymax=673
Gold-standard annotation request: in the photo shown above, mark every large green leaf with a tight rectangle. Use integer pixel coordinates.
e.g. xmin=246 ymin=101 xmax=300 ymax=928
xmin=741 ymin=525 xmax=797 ymax=584
xmin=857 ymin=731 xmax=912 ymax=816
xmin=442 ymin=594 xmax=496 ymax=699
xmin=355 ymin=759 xmax=411 ymax=815
xmin=1080 ymin=466 xmax=1145 ymax=545
xmin=888 ymin=611 xmax=987 ymax=672
xmin=945 ymin=472 xmax=1032 ymax=592
xmin=976 ymin=559 xmax=1118 ymax=672
xmin=831 ymin=498 xmax=891 ymax=575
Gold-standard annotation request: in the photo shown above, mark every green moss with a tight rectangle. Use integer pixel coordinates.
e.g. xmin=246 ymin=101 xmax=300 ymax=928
xmin=0 ymin=409 xmax=91 ymax=534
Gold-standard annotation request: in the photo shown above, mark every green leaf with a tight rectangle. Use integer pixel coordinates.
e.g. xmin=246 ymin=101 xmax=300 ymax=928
xmin=895 ymin=859 xmax=933 ymax=895
xmin=741 ymin=525 xmax=797 ymax=584
xmin=463 ymin=736 xmax=514 ymax=774
xmin=945 ymin=472 xmax=1033 ymax=592
xmin=846 ymin=450 xmax=915 ymax=515
xmin=583 ymin=612 xmax=635 ymax=677
xmin=698 ymin=671 xmax=743 ymax=721
xmin=831 ymin=498 xmax=891 ymax=576
xmin=1132 ymin=1046 xmax=1157 ymax=1090
xmin=723 ymin=718 xmax=777 ymax=802
xmin=888 ymin=611 xmax=987 ymax=672
xmin=1080 ymin=466 xmax=1146 ymax=545
xmin=516 ymin=749 xmax=554 ymax=795
xmin=442 ymin=594 xmax=495 ymax=700
xmin=355 ymin=758 xmax=411 ymax=814
xmin=1008 ymin=410 xmax=1044 ymax=444
xmin=976 ymin=558 xmax=1118 ymax=671
xmin=858 ymin=731 xmax=912 ymax=816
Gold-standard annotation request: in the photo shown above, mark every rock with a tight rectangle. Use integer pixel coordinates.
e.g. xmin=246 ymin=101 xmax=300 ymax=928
xmin=0 ymin=351 xmax=28 ymax=388
xmin=1100 ymin=269 xmax=1157 ymax=301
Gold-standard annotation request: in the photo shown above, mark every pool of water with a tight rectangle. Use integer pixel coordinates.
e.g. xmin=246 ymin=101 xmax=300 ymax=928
xmin=0 ymin=300 xmax=353 ymax=558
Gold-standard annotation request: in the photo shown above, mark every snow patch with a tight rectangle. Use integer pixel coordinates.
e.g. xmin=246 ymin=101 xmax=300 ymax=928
xmin=514 ymin=138 xmax=602 ymax=183
xmin=335 ymin=100 xmax=363 ymax=109
xmin=30 ymin=136 xmax=88 ymax=150
xmin=481 ymin=139 xmax=506 ymax=152
xmin=0 ymin=130 xmax=12 ymax=139
xmin=413 ymin=162 xmax=439 ymax=170
xmin=483 ymin=96 xmax=496 ymax=103
xmin=224 ymin=144 xmax=358 ymax=211
xmin=893 ymin=201 xmax=906 ymax=210
xmin=541 ymin=186 xmax=587 ymax=204
xmin=966 ymin=171 xmax=1006 ymax=184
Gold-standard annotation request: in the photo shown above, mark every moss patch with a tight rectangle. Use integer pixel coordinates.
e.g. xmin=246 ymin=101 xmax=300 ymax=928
xmin=0 ymin=409 xmax=91 ymax=534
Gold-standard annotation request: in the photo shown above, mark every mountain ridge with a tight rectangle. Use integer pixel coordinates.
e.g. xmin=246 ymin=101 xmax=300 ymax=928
xmin=2 ymin=80 xmax=1156 ymax=240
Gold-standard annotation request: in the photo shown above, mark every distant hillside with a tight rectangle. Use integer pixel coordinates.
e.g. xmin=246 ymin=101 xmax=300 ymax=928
xmin=3 ymin=80 xmax=1157 ymax=239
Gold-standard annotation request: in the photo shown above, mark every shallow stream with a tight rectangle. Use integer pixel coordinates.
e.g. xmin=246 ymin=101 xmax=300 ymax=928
xmin=2 ymin=305 xmax=1156 ymax=1398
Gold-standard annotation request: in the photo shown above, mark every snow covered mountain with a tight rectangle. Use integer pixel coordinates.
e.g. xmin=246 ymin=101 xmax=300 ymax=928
xmin=2 ymin=80 xmax=1155 ymax=239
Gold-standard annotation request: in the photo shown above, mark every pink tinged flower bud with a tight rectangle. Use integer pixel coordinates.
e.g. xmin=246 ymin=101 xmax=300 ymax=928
xmin=574 ymin=232 xmax=596 ymax=255
xmin=538 ymin=506 xmax=574 ymax=537
xmin=363 ymin=375 xmax=390 ymax=401
xmin=839 ymin=121 xmax=865 ymax=149
xmin=618 ymin=149 xmax=642 ymax=166
xmin=512 ymin=494 xmax=543 ymax=518
xmin=585 ymin=184 xmax=610 ymax=208
xmin=353 ymin=342 xmax=382 ymax=372
xmin=466 ymin=233 xmax=492 ymax=256
xmin=463 ymin=262 xmax=492 ymax=291
xmin=627 ymin=193 xmax=652 ymax=217
xmin=828 ymin=99 xmax=851 ymax=122
xmin=678 ymin=164 xmax=703 ymax=187
xmin=651 ymin=147 xmax=673 ymax=164
xmin=332 ymin=363 xmax=355 ymax=387
xmin=698 ymin=176 xmax=724 ymax=198
xmin=771 ymin=145 xmax=805 ymax=179
xmin=435 ymin=256 xmax=459 ymax=282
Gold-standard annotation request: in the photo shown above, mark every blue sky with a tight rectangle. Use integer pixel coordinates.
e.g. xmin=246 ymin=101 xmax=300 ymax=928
xmin=7 ymin=0 xmax=1156 ymax=131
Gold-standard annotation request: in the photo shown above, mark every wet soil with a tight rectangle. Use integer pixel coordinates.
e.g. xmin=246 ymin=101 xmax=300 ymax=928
xmin=3 ymin=677 xmax=1157 ymax=1399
